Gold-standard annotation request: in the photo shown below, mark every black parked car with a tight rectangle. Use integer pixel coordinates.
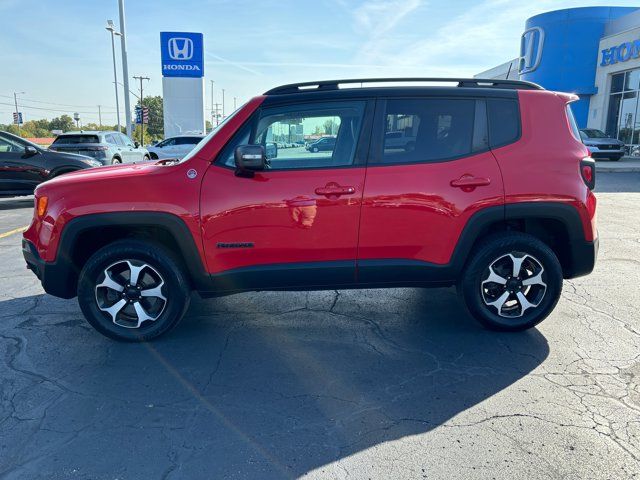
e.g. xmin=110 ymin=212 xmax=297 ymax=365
xmin=305 ymin=136 xmax=336 ymax=152
xmin=579 ymin=128 xmax=625 ymax=161
xmin=0 ymin=131 xmax=100 ymax=197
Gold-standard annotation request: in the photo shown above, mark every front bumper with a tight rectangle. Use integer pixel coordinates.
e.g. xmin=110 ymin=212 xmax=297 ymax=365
xmin=587 ymin=146 xmax=625 ymax=159
xmin=22 ymin=239 xmax=77 ymax=299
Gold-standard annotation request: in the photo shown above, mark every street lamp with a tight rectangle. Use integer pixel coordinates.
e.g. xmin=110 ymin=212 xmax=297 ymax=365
xmin=106 ymin=20 xmax=122 ymax=132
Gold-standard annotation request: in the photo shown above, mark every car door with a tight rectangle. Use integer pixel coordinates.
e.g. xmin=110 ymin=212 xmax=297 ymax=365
xmin=357 ymin=96 xmax=504 ymax=284
xmin=119 ymin=134 xmax=139 ymax=162
xmin=0 ymin=135 xmax=47 ymax=194
xmin=200 ymin=99 xmax=373 ymax=291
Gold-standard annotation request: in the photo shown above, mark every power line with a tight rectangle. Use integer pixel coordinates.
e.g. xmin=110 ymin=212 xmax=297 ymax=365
xmin=0 ymin=93 xmax=117 ymax=111
xmin=0 ymin=101 xmax=111 ymax=115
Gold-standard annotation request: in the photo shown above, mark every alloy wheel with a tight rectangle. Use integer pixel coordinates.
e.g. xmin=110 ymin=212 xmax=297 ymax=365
xmin=95 ymin=260 xmax=167 ymax=328
xmin=480 ymin=253 xmax=547 ymax=318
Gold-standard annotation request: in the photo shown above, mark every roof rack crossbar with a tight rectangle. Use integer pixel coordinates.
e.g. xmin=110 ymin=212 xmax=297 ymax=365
xmin=265 ymin=78 xmax=543 ymax=95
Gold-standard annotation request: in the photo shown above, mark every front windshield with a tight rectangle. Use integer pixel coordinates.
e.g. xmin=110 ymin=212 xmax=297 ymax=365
xmin=581 ymin=129 xmax=607 ymax=139
xmin=180 ymin=104 xmax=245 ymax=163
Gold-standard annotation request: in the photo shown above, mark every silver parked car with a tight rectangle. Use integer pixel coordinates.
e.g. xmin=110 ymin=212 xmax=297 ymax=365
xmin=579 ymin=129 xmax=625 ymax=161
xmin=49 ymin=131 xmax=150 ymax=165
xmin=146 ymin=134 xmax=205 ymax=160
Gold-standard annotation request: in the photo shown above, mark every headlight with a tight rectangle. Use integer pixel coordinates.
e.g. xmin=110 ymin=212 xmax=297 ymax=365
xmin=82 ymin=159 xmax=103 ymax=167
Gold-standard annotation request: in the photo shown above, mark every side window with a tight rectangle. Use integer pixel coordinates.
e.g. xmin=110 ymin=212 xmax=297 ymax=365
xmin=105 ymin=134 xmax=117 ymax=145
xmin=218 ymin=101 xmax=365 ymax=170
xmin=487 ymin=98 xmax=520 ymax=147
xmin=0 ymin=137 xmax=25 ymax=153
xmin=113 ymin=134 xmax=125 ymax=147
xmin=380 ymin=98 xmax=476 ymax=164
xmin=120 ymin=134 xmax=134 ymax=147
xmin=159 ymin=138 xmax=176 ymax=147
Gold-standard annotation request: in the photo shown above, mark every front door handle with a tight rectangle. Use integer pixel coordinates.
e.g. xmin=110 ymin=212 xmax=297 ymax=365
xmin=315 ymin=182 xmax=356 ymax=197
xmin=450 ymin=175 xmax=491 ymax=189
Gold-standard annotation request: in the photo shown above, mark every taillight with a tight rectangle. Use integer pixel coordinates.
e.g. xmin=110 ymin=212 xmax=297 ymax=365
xmin=88 ymin=146 xmax=109 ymax=151
xmin=580 ymin=157 xmax=596 ymax=190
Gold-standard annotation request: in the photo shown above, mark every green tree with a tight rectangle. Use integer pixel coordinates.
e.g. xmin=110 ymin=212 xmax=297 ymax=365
xmin=49 ymin=115 xmax=75 ymax=132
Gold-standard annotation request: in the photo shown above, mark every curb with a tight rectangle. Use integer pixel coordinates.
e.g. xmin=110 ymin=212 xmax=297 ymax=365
xmin=596 ymin=165 xmax=640 ymax=173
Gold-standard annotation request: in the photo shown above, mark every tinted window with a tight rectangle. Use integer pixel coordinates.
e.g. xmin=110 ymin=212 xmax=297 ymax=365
xmin=175 ymin=137 xmax=201 ymax=145
xmin=52 ymin=135 xmax=99 ymax=145
xmin=105 ymin=134 xmax=117 ymax=144
xmin=487 ymin=98 xmax=519 ymax=148
xmin=380 ymin=98 xmax=475 ymax=163
xmin=0 ymin=136 xmax=25 ymax=153
xmin=220 ymin=101 xmax=365 ymax=170
xmin=113 ymin=134 xmax=125 ymax=146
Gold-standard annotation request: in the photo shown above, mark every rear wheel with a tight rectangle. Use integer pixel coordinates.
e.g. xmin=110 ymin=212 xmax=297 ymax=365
xmin=459 ymin=232 xmax=563 ymax=331
xmin=111 ymin=157 xmax=122 ymax=165
xmin=77 ymin=240 xmax=191 ymax=341
xmin=143 ymin=155 xmax=150 ymax=161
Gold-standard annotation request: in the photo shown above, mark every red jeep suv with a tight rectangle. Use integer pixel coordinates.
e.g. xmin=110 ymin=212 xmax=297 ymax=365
xmin=22 ymin=78 xmax=598 ymax=341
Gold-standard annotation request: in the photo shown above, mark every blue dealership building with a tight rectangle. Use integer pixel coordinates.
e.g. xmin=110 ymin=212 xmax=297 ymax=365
xmin=476 ymin=6 xmax=640 ymax=151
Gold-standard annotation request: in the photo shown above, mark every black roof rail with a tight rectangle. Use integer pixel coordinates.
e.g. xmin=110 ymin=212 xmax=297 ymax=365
xmin=264 ymin=78 xmax=544 ymax=95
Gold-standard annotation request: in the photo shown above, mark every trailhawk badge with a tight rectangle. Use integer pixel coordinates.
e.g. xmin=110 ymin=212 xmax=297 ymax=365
xmin=187 ymin=169 xmax=197 ymax=179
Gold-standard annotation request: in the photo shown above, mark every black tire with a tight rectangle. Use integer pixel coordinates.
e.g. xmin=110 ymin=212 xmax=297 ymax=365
xmin=111 ymin=157 xmax=122 ymax=165
xmin=459 ymin=232 xmax=563 ymax=332
xmin=77 ymin=239 xmax=191 ymax=341
xmin=143 ymin=155 xmax=150 ymax=161
xmin=312 ymin=147 xmax=319 ymax=153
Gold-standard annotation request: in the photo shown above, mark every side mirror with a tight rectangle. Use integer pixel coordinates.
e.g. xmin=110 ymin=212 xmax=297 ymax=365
xmin=25 ymin=146 xmax=38 ymax=156
xmin=134 ymin=141 xmax=140 ymax=148
xmin=234 ymin=145 xmax=266 ymax=177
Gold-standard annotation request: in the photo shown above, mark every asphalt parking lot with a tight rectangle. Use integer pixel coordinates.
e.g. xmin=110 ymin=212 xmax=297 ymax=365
xmin=1 ymin=173 xmax=639 ymax=480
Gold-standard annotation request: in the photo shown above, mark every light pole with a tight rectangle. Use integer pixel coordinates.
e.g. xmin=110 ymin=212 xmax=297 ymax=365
xmin=222 ymin=88 xmax=225 ymax=119
xmin=105 ymin=20 xmax=121 ymax=132
xmin=210 ymin=80 xmax=215 ymax=129
xmin=13 ymin=91 xmax=25 ymax=136
xmin=118 ymin=0 xmax=132 ymax=137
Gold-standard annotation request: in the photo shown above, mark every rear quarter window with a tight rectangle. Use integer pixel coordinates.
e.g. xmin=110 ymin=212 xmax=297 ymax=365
xmin=487 ymin=98 xmax=520 ymax=148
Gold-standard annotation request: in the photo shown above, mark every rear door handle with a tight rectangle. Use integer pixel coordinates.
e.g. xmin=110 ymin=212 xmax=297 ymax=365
xmin=450 ymin=175 xmax=491 ymax=189
xmin=315 ymin=182 xmax=356 ymax=197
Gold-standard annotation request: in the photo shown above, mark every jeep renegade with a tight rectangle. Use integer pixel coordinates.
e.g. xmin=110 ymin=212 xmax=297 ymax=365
xmin=23 ymin=78 xmax=598 ymax=341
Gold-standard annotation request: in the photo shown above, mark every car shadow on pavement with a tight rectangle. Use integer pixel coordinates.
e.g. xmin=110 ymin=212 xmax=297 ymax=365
xmin=0 ymin=287 xmax=548 ymax=479
xmin=0 ymin=196 xmax=33 ymax=211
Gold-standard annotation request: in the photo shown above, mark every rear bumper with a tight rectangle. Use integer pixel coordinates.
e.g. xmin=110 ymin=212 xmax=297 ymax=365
xmin=566 ymin=235 xmax=599 ymax=279
xmin=22 ymin=239 xmax=77 ymax=299
xmin=590 ymin=150 xmax=624 ymax=160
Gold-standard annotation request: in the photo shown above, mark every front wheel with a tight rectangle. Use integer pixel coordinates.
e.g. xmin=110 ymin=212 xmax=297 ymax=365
xmin=459 ymin=232 xmax=563 ymax=331
xmin=77 ymin=240 xmax=191 ymax=341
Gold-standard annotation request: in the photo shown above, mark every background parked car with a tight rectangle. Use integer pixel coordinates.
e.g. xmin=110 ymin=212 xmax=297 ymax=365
xmin=147 ymin=134 xmax=205 ymax=160
xmin=0 ymin=130 xmax=99 ymax=196
xmin=49 ymin=131 xmax=149 ymax=165
xmin=579 ymin=128 xmax=625 ymax=161
xmin=384 ymin=130 xmax=416 ymax=152
xmin=305 ymin=136 xmax=336 ymax=152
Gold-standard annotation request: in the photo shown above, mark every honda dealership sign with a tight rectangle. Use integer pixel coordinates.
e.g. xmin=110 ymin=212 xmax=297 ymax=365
xmin=160 ymin=32 xmax=204 ymax=77
xmin=160 ymin=32 xmax=206 ymax=137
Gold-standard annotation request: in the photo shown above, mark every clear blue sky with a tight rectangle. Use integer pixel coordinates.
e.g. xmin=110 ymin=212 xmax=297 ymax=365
xmin=1 ymin=0 xmax=639 ymax=126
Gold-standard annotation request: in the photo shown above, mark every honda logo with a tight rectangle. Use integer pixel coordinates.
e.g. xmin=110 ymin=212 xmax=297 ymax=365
xmin=519 ymin=26 xmax=545 ymax=75
xmin=168 ymin=37 xmax=194 ymax=60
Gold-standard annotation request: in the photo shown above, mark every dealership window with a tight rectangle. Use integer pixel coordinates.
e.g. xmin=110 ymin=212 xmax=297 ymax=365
xmin=606 ymin=69 xmax=640 ymax=151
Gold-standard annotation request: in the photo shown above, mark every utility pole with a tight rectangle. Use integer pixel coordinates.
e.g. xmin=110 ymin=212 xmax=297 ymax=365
xmin=211 ymin=80 xmax=217 ymax=128
xmin=13 ymin=91 xmax=24 ymax=136
xmin=118 ymin=0 xmax=132 ymax=137
xmin=98 ymin=105 xmax=103 ymax=128
xmin=212 ymin=103 xmax=222 ymax=126
xmin=133 ymin=75 xmax=150 ymax=145
xmin=221 ymin=88 xmax=225 ymax=119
